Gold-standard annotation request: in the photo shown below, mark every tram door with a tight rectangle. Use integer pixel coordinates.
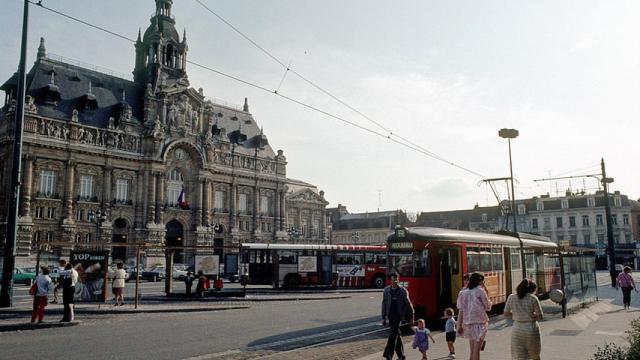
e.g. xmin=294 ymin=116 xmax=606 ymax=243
xmin=438 ymin=247 xmax=462 ymax=308
xmin=248 ymin=249 xmax=273 ymax=285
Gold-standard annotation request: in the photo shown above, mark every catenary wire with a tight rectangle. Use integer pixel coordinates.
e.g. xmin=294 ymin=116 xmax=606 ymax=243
xmin=193 ymin=0 xmax=471 ymax=167
xmin=29 ymin=0 xmax=487 ymax=179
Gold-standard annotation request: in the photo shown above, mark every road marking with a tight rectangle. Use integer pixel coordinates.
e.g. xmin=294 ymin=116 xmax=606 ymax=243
xmin=595 ymin=331 xmax=624 ymax=336
xmin=181 ymin=349 xmax=242 ymax=360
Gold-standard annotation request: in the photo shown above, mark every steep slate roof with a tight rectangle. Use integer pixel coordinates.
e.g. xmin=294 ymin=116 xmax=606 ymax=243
xmin=2 ymin=57 xmax=144 ymax=128
xmin=515 ymin=192 xmax=632 ymax=211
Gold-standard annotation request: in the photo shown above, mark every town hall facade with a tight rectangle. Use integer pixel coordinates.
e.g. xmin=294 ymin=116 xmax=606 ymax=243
xmin=0 ymin=0 xmax=329 ymax=268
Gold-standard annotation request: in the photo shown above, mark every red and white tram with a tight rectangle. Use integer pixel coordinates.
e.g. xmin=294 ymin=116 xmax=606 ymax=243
xmin=387 ymin=227 xmax=560 ymax=320
xmin=240 ymin=243 xmax=387 ymax=289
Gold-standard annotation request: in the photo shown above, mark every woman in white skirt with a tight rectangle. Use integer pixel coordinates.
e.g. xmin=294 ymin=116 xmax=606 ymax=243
xmin=457 ymin=272 xmax=492 ymax=360
xmin=504 ymin=279 xmax=543 ymax=360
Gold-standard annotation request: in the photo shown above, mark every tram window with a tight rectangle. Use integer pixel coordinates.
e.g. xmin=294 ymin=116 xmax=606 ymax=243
xmin=491 ymin=248 xmax=503 ymax=271
xmin=545 ymin=256 xmax=559 ymax=268
xmin=480 ymin=248 xmax=492 ymax=272
xmin=510 ymin=249 xmax=521 ymax=270
xmin=449 ymin=250 xmax=459 ymax=275
xmin=415 ymin=250 xmax=431 ymax=276
xmin=525 ymin=254 xmax=536 ymax=270
xmin=467 ymin=248 xmax=479 ymax=273
xmin=389 ymin=253 xmax=414 ymax=277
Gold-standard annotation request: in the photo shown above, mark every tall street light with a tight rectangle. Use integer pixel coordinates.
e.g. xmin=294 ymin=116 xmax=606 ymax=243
xmin=499 ymin=128 xmax=526 ymax=278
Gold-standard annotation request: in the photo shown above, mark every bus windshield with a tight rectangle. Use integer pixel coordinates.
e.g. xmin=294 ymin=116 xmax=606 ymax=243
xmin=388 ymin=250 xmax=431 ymax=277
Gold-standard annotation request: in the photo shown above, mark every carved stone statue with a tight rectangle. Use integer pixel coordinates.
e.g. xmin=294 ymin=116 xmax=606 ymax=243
xmin=152 ymin=118 xmax=163 ymax=138
xmin=167 ymin=104 xmax=176 ymax=128
xmin=71 ymin=109 xmax=79 ymax=123
xmin=146 ymin=83 xmax=153 ymax=97
xmin=76 ymin=127 xmax=85 ymax=141
xmin=191 ymin=110 xmax=199 ymax=132
xmin=108 ymin=117 xmax=115 ymax=129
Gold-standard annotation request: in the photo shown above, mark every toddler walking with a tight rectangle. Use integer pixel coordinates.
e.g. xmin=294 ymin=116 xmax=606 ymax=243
xmin=412 ymin=318 xmax=435 ymax=360
xmin=444 ymin=308 xmax=457 ymax=359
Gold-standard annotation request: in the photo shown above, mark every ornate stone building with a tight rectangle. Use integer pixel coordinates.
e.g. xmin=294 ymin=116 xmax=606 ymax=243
xmin=0 ymin=0 xmax=326 ymax=267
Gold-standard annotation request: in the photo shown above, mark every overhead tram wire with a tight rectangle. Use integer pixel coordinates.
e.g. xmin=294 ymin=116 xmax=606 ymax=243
xmin=30 ymin=0 xmax=486 ymax=179
xmin=192 ymin=0 xmax=471 ymax=173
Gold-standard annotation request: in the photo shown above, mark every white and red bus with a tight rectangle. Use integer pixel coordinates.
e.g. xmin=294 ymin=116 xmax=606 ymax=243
xmin=240 ymin=243 xmax=387 ymax=289
xmin=386 ymin=227 xmax=560 ymax=320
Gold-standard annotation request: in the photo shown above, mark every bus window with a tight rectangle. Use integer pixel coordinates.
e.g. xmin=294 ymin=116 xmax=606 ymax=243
xmin=467 ymin=247 xmax=479 ymax=273
xmin=337 ymin=253 xmax=363 ymax=265
xmin=279 ymin=250 xmax=298 ymax=264
xmin=510 ymin=249 xmax=521 ymax=270
xmin=491 ymin=248 xmax=503 ymax=271
xmin=415 ymin=249 xmax=431 ymax=276
xmin=365 ymin=253 xmax=386 ymax=265
xmin=389 ymin=253 xmax=414 ymax=277
xmin=480 ymin=248 xmax=492 ymax=272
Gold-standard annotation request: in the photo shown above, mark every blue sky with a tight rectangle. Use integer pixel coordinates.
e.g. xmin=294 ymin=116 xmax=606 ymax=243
xmin=1 ymin=0 xmax=639 ymax=214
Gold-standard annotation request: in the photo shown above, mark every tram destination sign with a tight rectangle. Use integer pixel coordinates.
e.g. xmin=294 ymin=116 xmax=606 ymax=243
xmin=389 ymin=241 xmax=413 ymax=250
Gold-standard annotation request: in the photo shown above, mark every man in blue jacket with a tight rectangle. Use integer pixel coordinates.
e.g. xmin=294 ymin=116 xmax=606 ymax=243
xmin=381 ymin=272 xmax=414 ymax=360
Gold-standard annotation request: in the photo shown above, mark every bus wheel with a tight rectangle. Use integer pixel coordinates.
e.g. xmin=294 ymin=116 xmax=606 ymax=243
xmin=284 ymin=275 xmax=300 ymax=290
xmin=372 ymin=275 xmax=385 ymax=289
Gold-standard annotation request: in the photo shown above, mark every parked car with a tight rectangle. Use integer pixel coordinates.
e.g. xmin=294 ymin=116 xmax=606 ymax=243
xmin=141 ymin=266 xmax=165 ymax=282
xmin=141 ymin=265 xmax=188 ymax=281
xmin=0 ymin=267 xmax=36 ymax=285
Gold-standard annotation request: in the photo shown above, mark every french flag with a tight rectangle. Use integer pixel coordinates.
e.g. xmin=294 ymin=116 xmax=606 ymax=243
xmin=178 ymin=188 xmax=189 ymax=210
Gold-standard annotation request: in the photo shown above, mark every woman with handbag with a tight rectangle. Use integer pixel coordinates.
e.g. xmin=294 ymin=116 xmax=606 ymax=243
xmin=504 ymin=279 xmax=544 ymax=360
xmin=31 ymin=267 xmax=53 ymax=323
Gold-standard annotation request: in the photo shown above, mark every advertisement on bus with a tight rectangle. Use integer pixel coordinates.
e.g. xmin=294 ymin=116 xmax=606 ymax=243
xmin=337 ymin=264 xmax=365 ymax=277
xmin=298 ymin=256 xmax=317 ymax=272
xmin=195 ymin=255 xmax=220 ymax=276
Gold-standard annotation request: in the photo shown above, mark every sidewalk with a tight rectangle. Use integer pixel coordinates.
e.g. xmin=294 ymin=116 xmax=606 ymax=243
xmin=358 ymin=284 xmax=634 ymax=360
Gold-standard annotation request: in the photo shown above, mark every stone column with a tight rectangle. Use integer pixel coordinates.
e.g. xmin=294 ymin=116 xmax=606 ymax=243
xmin=230 ymin=183 xmax=237 ymax=229
xmin=280 ymin=190 xmax=286 ymax=231
xmin=147 ymin=171 xmax=157 ymax=224
xmin=134 ymin=171 xmax=144 ymax=229
xmin=275 ymin=188 xmax=281 ymax=231
xmin=103 ymin=166 xmax=112 ymax=214
xmin=196 ymin=178 xmax=204 ymax=227
xmin=64 ymin=161 xmax=75 ymax=219
xmin=202 ymin=179 xmax=210 ymax=225
xmin=155 ymin=173 xmax=165 ymax=224
xmin=20 ymin=156 xmax=33 ymax=217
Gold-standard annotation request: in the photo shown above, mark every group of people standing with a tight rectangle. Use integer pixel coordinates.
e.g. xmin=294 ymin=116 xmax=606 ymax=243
xmin=31 ymin=259 xmax=78 ymax=323
xmin=381 ymin=272 xmax=545 ymax=360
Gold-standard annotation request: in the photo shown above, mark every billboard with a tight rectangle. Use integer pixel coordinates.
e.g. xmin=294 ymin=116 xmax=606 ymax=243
xmin=195 ymin=255 xmax=220 ymax=276
xmin=70 ymin=251 xmax=109 ymax=301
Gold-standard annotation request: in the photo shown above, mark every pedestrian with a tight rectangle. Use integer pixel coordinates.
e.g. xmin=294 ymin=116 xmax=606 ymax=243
xmin=617 ymin=266 xmax=637 ymax=309
xmin=60 ymin=263 xmax=78 ymax=322
xmin=112 ymin=262 xmax=127 ymax=306
xmin=195 ymin=271 xmax=209 ymax=298
xmin=184 ymin=271 xmax=194 ymax=297
xmin=444 ymin=308 xmax=457 ymax=359
xmin=456 ymin=272 xmax=492 ymax=360
xmin=31 ymin=266 xmax=53 ymax=324
xmin=51 ymin=259 xmax=66 ymax=304
xmin=411 ymin=318 xmax=435 ymax=360
xmin=381 ymin=272 xmax=414 ymax=360
xmin=504 ymin=279 xmax=543 ymax=360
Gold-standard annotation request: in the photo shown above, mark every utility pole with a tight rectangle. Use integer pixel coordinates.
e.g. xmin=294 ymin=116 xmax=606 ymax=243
xmin=0 ymin=0 xmax=29 ymax=308
xmin=601 ymin=159 xmax=616 ymax=287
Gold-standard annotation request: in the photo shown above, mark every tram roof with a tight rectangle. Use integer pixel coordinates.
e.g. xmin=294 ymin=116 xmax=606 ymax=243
xmin=240 ymin=243 xmax=387 ymax=252
xmin=388 ymin=227 xmax=556 ymax=248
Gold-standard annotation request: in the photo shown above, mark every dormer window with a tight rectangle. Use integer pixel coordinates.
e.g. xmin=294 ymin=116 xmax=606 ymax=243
xmin=517 ymin=204 xmax=526 ymax=215
xmin=561 ymin=199 xmax=569 ymax=209
xmin=587 ymin=198 xmax=595 ymax=207
xmin=481 ymin=213 xmax=488 ymax=222
xmin=536 ymin=201 xmax=544 ymax=211
xmin=614 ymin=196 xmax=621 ymax=207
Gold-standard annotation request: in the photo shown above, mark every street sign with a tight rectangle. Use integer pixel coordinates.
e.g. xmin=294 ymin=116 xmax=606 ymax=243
xmin=559 ymin=240 xmax=570 ymax=248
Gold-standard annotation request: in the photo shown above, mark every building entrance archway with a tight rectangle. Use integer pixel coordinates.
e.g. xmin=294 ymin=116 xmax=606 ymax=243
xmin=165 ymin=220 xmax=184 ymax=263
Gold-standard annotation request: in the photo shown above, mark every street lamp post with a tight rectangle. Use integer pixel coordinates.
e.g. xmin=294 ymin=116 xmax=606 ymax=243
xmin=499 ymin=128 xmax=526 ymax=278
xmin=287 ymin=226 xmax=299 ymax=242
xmin=88 ymin=209 xmax=107 ymax=248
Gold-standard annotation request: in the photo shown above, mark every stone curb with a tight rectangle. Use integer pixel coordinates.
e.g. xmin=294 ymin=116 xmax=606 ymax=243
xmin=0 ymin=320 xmax=81 ymax=332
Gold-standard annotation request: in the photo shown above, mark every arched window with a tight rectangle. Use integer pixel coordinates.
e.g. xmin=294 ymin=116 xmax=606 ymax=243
xmin=167 ymin=168 xmax=184 ymax=206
